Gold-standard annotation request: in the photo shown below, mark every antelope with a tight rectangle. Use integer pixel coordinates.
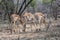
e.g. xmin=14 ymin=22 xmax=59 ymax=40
xmin=34 ymin=12 xmax=46 ymax=31
xmin=10 ymin=13 xmax=28 ymax=32
xmin=23 ymin=12 xmax=36 ymax=32
xmin=10 ymin=13 xmax=21 ymax=33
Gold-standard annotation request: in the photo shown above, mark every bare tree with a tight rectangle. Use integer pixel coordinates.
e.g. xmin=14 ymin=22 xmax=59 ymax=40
xmin=17 ymin=0 xmax=33 ymax=16
xmin=15 ymin=0 xmax=19 ymax=13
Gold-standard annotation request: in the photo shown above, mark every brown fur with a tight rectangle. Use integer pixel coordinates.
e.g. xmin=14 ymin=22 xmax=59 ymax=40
xmin=34 ymin=12 xmax=46 ymax=24
xmin=23 ymin=12 xmax=35 ymax=22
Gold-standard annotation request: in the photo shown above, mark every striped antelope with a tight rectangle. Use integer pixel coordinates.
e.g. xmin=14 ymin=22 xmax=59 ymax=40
xmin=10 ymin=13 xmax=21 ymax=33
xmin=23 ymin=12 xmax=36 ymax=32
xmin=34 ymin=12 xmax=46 ymax=31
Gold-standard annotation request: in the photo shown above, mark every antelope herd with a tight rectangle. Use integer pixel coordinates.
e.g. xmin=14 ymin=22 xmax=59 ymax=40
xmin=10 ymin=12 xmax=47 ymax=33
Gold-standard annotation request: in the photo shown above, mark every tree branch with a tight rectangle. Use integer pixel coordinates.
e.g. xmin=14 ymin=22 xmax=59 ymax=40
xmin=20 ymin=0 xmax=33 ymax=16
xmin=17 ymin=0 xmax=26 ymax=14
xmin=16 ymin=0 xmax=19 ymax=13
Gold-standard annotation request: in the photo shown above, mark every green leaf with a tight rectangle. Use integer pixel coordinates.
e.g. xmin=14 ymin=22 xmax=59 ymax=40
xmin=30 ymin=0 xmax=36 ymax=7
xmin=42 ymin=0 xmax=52 ymax=4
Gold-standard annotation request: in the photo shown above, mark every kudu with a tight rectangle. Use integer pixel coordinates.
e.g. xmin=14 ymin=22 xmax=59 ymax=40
xmin=34 ymin=12 xmax=46 ymax=31
xmin=23 ymin=12 xmax=36 ymax=32
xmin=10 ymin=13 xmax=21 ymax=33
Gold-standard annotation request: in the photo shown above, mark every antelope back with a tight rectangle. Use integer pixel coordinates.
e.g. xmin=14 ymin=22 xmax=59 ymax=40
xmin=23 ymin=12 xmax=35 ymax=21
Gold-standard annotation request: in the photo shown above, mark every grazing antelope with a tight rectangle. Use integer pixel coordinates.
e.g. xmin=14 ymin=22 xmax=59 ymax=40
xmin=34 ymin=12 xmax=46 ymax=31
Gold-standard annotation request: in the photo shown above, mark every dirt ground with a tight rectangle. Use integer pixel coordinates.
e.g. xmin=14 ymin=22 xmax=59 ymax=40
xmin=0 ymin=18 xmax=60 ymax=40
